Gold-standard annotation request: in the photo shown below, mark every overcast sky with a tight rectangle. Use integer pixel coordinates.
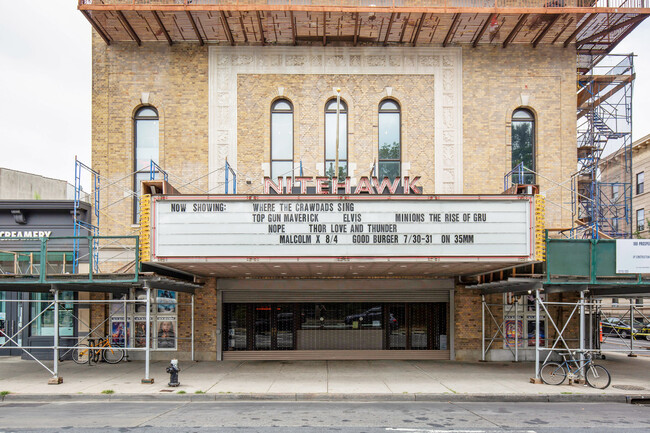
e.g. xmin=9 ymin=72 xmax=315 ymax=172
xmin=0 ymin=1 xmax=649 ymax=187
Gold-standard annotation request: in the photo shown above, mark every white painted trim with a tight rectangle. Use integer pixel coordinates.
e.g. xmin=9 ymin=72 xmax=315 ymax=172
xmin=209 ymin=46 xmax=463 ymax=193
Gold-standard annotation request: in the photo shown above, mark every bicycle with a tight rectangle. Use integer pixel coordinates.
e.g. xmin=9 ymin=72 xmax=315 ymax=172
xmin=72 ymin=337 xmax=125 ymax=365
xmin=539 ymin=351 xmax=611 ymax=389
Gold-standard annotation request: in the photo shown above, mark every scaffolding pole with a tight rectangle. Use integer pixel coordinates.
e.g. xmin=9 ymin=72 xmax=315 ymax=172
xmin=143 ymin=282 xmax=152 ymax=384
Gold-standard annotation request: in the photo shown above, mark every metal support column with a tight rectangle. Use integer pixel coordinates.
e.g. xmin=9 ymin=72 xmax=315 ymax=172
xmin=47 ymin=286 xmax=63 ymax=384
xmin=53 ymin=287 xmax=59 ymax=380
xmin=579 ymin=290 xmax=585 ymax=378
xmin=142 ymin=283 xmax=153 ymax=384
xmin=481 ymin=295 xmax=485 ymax=361
xmin=515 ymin=298 xmax=519 ymax=362
xmin=629 ymin=301 xmax=635 ymax=356
xmin=123 ymin=294 xmax=128 ymax=359
xmin=191 ymin=294 xmax=195 ymax=362
xmin=535 ymin=289 xmax=540 ymax=379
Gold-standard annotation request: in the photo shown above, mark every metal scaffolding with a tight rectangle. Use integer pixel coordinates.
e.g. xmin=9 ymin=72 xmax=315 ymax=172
xmin=573 ymin=54 xmax=634 ymax=239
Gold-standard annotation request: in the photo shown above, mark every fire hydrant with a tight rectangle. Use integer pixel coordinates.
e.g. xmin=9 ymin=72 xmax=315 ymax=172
xmin=166 ymin=359 xmax=180 ymax=387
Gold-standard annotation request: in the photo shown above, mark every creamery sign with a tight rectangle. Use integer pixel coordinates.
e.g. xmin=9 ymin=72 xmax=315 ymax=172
xmin=151 ymin=196 xmax=534 ymax=260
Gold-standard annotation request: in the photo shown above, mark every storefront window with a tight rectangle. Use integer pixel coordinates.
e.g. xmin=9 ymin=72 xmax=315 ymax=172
xmin=226 ymin=304 xmax=248 ymax=351
xmin=410 ymin=304 xmax=429 ymax=349
xmin=30 ymin=292 xmax=74 ymax=336
xmin=224 ymin=302 xmax=447 ymax=352
xmin=387 ymin=304 xmax=406 ymax=349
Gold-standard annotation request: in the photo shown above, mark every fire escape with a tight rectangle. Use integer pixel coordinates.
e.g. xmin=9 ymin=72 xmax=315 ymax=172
xmin=573 ymin=54 xmax=634 ymax=239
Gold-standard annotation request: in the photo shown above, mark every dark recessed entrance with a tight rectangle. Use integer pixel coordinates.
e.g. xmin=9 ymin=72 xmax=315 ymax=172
xmin=224 ymin=302 xmax=447 ymax=353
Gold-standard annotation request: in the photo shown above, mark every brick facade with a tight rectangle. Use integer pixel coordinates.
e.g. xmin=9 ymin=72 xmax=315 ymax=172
xmin=91 ymin=34 xmax=578 ymax=360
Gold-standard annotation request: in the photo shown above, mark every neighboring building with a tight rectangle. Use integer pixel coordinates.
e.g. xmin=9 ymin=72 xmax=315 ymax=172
xmin=0 ymin=168 xmax=92 ymax=359
xmin=599 ymin=134 xmax=650 ymax=238
xmin=0 ymin=167 xmax=88 ymax=202
xmin=0 ymin=200 xmax=91 ymax=359
xmin=76 ymin=1 xmax=649 ymax=361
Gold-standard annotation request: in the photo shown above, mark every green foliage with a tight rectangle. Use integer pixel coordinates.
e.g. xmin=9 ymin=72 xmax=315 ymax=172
xmin=101 ymin=389 xmax=114 ymax=394
xmin=0 ymin=391 xmax=10 ymax=396
xmin=325 ymin=163 xmax=347 ymax=179
xmin=33 ymin=192 xmax=41 ymax=200
xmin=177 ymin=390 xmax=186 ymax=394
xmin=379 ymin=142 xmax=400 ymax=159
xmin=194 ymin=390 xmax=205 ymax=394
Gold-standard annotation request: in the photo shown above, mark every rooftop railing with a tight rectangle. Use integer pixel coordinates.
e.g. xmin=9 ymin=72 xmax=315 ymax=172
xmin=79 ymin=0 xmax=649 ymax=9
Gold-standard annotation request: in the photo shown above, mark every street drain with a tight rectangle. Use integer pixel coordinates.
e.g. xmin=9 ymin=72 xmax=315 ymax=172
xmin=613 ymin=384 xmax=646 ymax=391
xmin=159 ymin=389 xmax=174 ymax=392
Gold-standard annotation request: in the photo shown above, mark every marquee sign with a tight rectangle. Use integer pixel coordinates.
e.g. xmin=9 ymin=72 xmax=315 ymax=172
xmin=151 ymin=196 xmax=534 ymax=261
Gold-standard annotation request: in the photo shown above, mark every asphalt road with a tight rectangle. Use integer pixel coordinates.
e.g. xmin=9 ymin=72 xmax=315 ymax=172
xmin=601 ymin=335 xmax=650 ymax=354
xmin=0 ymin=401 xmax=649 ymax=432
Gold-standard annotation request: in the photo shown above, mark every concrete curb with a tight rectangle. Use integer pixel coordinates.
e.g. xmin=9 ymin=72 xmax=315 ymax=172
xmin=1 ymin=392 xmax=646 ymax=403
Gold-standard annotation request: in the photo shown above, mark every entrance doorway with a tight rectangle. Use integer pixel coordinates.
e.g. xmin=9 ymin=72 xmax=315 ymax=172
xmin=0 ymin=292 xmax=21 ymax=356
xmin=224 ymin=302 xmax=447 ymax=354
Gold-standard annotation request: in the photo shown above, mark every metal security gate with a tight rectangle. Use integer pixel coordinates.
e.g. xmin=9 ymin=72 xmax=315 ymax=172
xmin=217 ymin=279 xmax=453 ymax=361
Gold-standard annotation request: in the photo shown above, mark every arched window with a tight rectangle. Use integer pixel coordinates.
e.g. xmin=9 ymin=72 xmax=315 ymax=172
xmin=134 ymin=106 xmax=159 ymax=222
xmin=378 ymin=99 xmax=401 ymax=180
xmin=511 ymin=108 xmax=535 ymax=184
xmin=325 ymin=98 xmax=348 ymax=178
xmin=271 ymin=99 xmax=294 ymax=181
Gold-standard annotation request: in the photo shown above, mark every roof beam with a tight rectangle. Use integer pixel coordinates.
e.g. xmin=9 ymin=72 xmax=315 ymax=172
xmin=239 ymin=15 xmax=248 ymax=43
xmin=80 ymin=10 xmax=111 ymax=45
xmin=116 ymin=11 xmax=141 ymax=46
xmin=152 ymin=11 xmax=172 ymax=46
xmin=187 ymin=11 xmax=205 ymax=45
xmin=503 ymin=14 xmax=528 ymax=48
xmin=353 ymin=12 xmax=360 ymax=46
xmin=219 ymin=11 xmax=233 ymax=45
xmin=472 ymin=13 xmax=495 ymax=48
xmin=532 ymin=13 xmax=561 ymax=48
xmin=577 ymin=15 xmax=647 ymax=45
xmin=443 ymin=13 xmax=460 ymax=47
xmin=564 ymin=13 xmax=596 ymax=47
xmin=551 ymin=16 xmax=573 ymax=44
xmin=290 ymin=11 xmax=297 ymax=46
xmin=412 ymin=13 xmax=425 ymax=46
xmin=383 ymin=12 xmax=396 ymax=46
xmin=323 ymin=12 xmax=327 ymax=46
xmin=256 ymin=11 xmax=265 ymax=45
xmin=577 ymin=49 xmax=609 ymax=54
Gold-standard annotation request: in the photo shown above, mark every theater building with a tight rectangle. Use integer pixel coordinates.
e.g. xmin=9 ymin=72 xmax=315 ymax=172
xmin=78 ymin=1 xmax=648 ymax=361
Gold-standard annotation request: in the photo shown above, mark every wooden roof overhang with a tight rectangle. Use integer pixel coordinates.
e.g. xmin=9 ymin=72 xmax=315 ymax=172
xmin=79 ymin=3 xmax=649 ymax=67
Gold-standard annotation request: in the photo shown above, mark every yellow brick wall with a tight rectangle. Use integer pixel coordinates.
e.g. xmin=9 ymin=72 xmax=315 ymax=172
xmin=463 ymin=45 xmax=576 ymax=229
xmin=91 ymin=34 xmax=209 ymax=238
xmin=237 ymin=74 xmax=435 ymax=193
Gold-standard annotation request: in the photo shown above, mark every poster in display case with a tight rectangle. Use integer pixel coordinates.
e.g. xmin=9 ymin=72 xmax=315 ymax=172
xmin=157 ymin=290 xmax=177 ymax=313
xmin=157 ymin=318 xmax=177 ymax=349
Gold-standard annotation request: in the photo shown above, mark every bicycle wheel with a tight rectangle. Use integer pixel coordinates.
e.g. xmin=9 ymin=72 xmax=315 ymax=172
xmin=585 ymin=364 xmax=611 ymax=389
xmin=540 ymin=362 xmax=567 ymax=385
xmin=102 ymin=346 xmax=125 ymax=364
xmin=72 ymin=344 xmax=91 ymax=364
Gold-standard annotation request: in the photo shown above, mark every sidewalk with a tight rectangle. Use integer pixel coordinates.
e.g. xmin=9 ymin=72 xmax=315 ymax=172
xmin=1 ymin=352 xmax=649 ymax=402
